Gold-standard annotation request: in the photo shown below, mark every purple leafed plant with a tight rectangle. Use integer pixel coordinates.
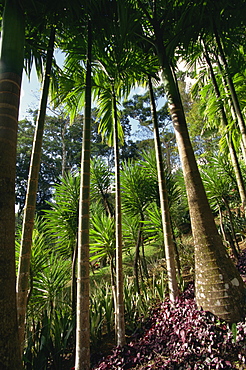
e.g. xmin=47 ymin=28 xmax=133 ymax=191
xmin=237 ymin=249 xmax=246 ymax=277
xmin=92 ymin=284 xmax=246 ymax=369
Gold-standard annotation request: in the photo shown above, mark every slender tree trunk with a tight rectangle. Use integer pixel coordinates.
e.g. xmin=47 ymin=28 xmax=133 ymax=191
xmin=171 ymin=218 xmax=181 ymax=279
xmin=214 ymin=31 xmax=246 ymax=158
xmin=216 ymin=55 xmax=246 ymax=163
xmin=72 ymin=240 xmax=78 ymax=315
xmin=220 ymin=66 xmax=246 ymax=164
xmin=240 ymin=142 xmax=246 ymax=163
xmin=100 ymin=187 xmax=114 ymax=217
xmin=16 ymin=27 xmax=55 ymax=350
xmin=222 ymin=198 xmax=240 ymax=259
xmin=163 ymin=138 xmax=173 ymax=173
xmin=75 ymin=21 xmax=92 ymax=370
xmin=134 ymin=221 xmax=143 ymax=293
xmin=141 ymin=236 xmax=149 ymax=279
xmin=139 ymin=257 xmax=144 ymax=285
xmin=155 ymin=35 xmax=245 ymax=322
xmin=61 ymin=118 xmax=69 ymax=177
xmin=0 ymin=0 xmax=24 ymax=368
xmin=148 ymin=75 xmax=179 ymax=301
xmin=203 ymin=45 xmax=246 ymax=214
xmin=109 ymin=256 xmax=117 ymax=327
xmin=219 ymin=209 xmax=239 ymax=261
xmin=112 ymin=85 xmax=126 ymax=347
xmin=219 ymin=208 xmax=227 ymax=244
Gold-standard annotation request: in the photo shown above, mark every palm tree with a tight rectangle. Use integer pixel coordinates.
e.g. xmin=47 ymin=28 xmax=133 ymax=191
xmin=94 ymin=0 xmax=162 ymax=342
xmin=121 ymin=158 xmax=158 ymax=291
xmin=16 ymin=26 xmax=56 ymax=350
xmin=112 ymin=85 xmax=126 ymax=346
xmin=214 ymin=30 xmax=246 ymax=158
xmin=15 ymin=0 xmax=84 ymax=355
xmin=96 ymin=77 xmax=127 ymax=345
xmin=148 ymin=75 xmax=179 ymax=301
xmin=90 ymin=209 xmax=116 ymax=287
xmin=92 ymin=0 xmax=151 ymax=345
xmin=90 ymin=157 xmax=114 ymax=217
xmin=133 ymin=0 xmax=246 ymax=322
xmin=44 ymin=172 xmax=80 ymax=314
xmin=16 ymin=219 xmax=73 ymax=369
xmin=0 ymin=0 xmax=25 ymax=367
xmin=202 ymin=43 xmax=246 ymax=215
xmin=189 ymin=39 xmax=246 ymax=215
xmin=200 ymin=156 xmax=241 ymax=260
xmin=75 ymin=19 xmax=92 ymax=370
xmin=141 ymin=149 xmax=182 ymax=273
xmin=53 ymin=0 xmax=152 ymax=347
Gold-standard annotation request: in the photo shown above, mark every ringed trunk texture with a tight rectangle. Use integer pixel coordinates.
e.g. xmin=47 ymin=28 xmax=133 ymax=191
xmin=75 ymin=21 xmax=92 ymax=370
xmin=157 ymin=42 xmax=245 ymax=322
xmin=112 ymin=86 xmax=126 ymax=347
xmin=148 ymin=75 xmax=178 ymax=301
xmin=72 ymin=241 xmax=78 ymax=315
xmin=134 ymin=222 xmax=143 ymax=293
xmin=16 ymin=27 xmax=55 ymax=350
xmin=0 ymin=75 xmax=23 ymax=369
xmin=0 ymin=0 xmax=24 ymax=368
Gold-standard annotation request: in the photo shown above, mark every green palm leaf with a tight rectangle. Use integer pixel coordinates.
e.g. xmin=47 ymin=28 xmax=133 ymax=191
xmin=90 ymin=212 xmax=116 ymax=261
xmin=44 ymin=172 xmax=80 ymax=257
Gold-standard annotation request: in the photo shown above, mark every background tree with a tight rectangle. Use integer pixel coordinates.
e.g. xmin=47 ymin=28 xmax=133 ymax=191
xmin=16 ymin=113 xmax=82 ymax=215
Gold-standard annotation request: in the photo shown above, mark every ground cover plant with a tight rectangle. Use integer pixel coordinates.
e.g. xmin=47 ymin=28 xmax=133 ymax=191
xmin=92 ymin=283 xmax=246 ymax=370
xmin=91 ymin=245 xmax=246 ymax=370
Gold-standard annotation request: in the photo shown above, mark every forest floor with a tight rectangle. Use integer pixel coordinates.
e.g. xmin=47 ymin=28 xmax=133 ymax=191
xmin=89 ymin=247 xmax=246 ymax=370
xmin=65 ymin=244 xmax=246 ymax=370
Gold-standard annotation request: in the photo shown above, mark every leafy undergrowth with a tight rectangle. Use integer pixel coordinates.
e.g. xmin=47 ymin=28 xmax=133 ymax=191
xmin=237 ymin=248 xmax=246 ymax=278
xmin=92 ymin=281 xmax=246 ymax=370
xmin=90 ymin=250 xmax=246 ymax=369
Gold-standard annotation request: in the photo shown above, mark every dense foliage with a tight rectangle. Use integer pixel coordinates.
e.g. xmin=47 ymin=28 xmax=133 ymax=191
xmin=93 ymin=284 xmax=246 ymax=370
xmin=1 ymin=0 xmax=246 ymax=368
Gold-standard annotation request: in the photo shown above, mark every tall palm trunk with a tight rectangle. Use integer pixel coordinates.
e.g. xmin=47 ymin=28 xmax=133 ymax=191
xmin=215 ymin=55 xmax=246 ymax=163
xmin=112 ymin=85 xmax=125 ymax=347
xmin=61 ymin=118 xmax=70 ymax=177
xmin=222 ymin=197 xmax=240 ymax=259
xmin=214 ymin=30 xmax=246 ymax=157
xmin=72 ymin=240 xmax=78 ymax=315
xmin=0 ymin=0 xmax=24 ymax=368
xmin=75 ymin=21 xmax=92 ymax=370
xmin=148 ymin=75 xmax=178 ymax=301
xmin=133 ymin=216 xmax=144 ymax=293
xmin=16 ymin=27 xmax=55 ymax=350
xmin=155 ymin=36 xmax=245 ymax=322
xmin=203 ymin=45 xmax=246 ymax=214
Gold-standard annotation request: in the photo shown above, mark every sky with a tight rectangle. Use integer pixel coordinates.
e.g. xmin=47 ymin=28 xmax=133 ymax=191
xmin=19 ymin=68 xmax=145 ymax=139
xmin=19 ymin=50 xmax=193 ymax=139
xmin=18 ymin=51 xmax=146 ymax=138
xmin=19 ymin=50 xmax=64 ymax=120
xmin=19 ymin=67 xmax=41 ymax=120
xmin=19 ymin=59 xmax=193 ymax=141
